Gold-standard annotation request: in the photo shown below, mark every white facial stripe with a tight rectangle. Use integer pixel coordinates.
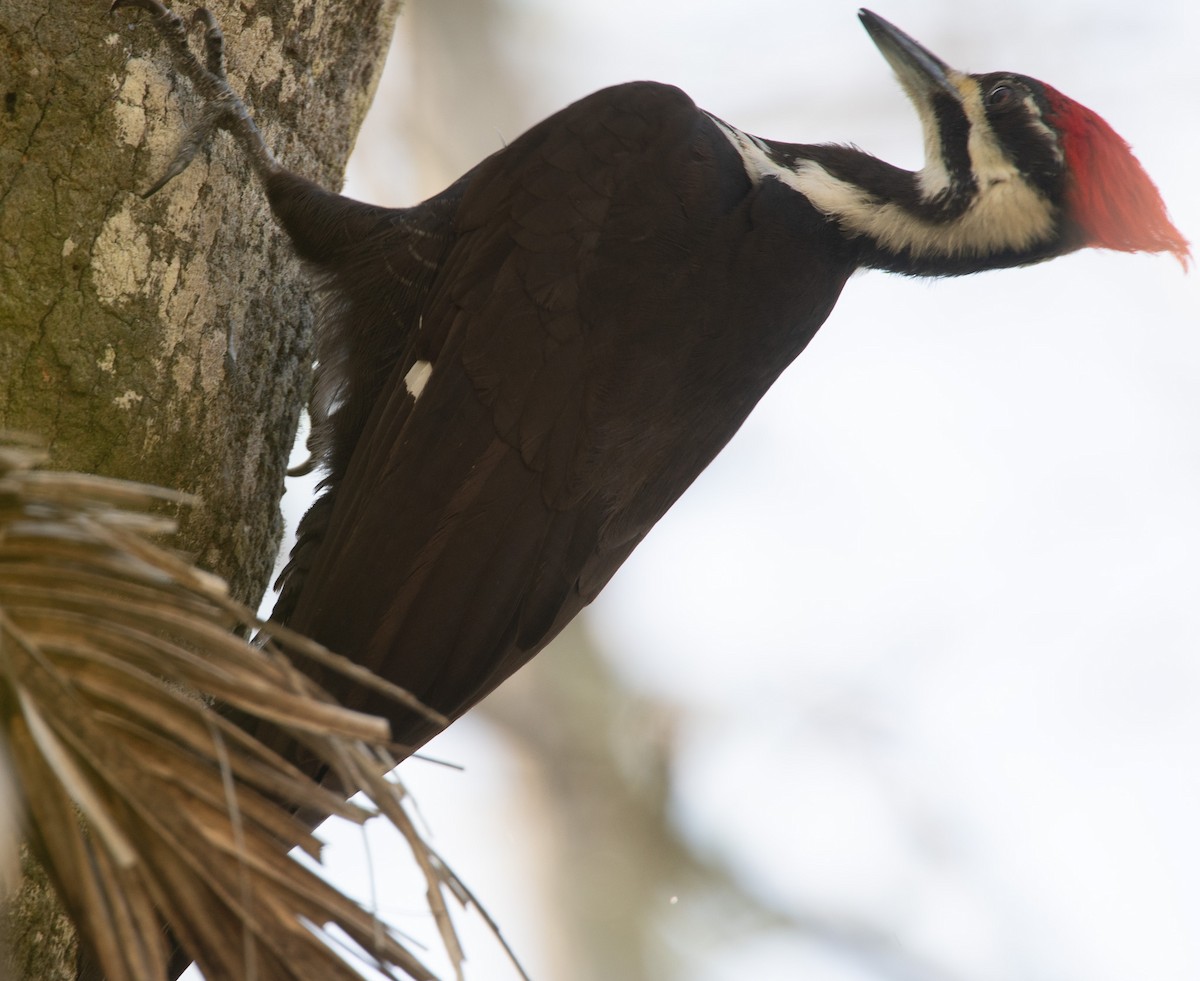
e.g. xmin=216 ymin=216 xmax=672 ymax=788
xmin=710 ymin=104 xmax=1056 ymax=260
xmin=1022 ymin=92 xmax=1063 ymax=166
xmin=953 ymin=73 xmax=1022 ymax=191
xmin=708 ymin=116 xmax=774 ymax=177
xmin=913 ymin=90 xmax=953 ymax=201
xmin=404 ymin=359 xmax=432 ymax=400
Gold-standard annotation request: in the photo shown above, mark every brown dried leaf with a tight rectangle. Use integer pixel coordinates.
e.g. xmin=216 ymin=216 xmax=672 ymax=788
xmin=0 ymin=440 xmax=523 ymax=981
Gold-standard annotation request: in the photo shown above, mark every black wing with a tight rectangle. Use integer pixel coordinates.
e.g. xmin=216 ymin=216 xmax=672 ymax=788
xmin=269 ymin=82 xmax=853 ymax=760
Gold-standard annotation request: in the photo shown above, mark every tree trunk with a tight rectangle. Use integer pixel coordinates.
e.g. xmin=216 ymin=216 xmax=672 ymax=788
xmin=0 ymin=0 xmax=401 ymax=974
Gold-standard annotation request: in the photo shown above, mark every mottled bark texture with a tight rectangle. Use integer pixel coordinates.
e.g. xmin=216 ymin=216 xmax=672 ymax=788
xmin=0 ymin=0 xmax=400 ymax=975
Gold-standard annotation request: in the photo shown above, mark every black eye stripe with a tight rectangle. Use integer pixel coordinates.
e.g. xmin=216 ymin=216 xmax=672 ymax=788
xmin=971 ymin=73 xmax=1066 ymax=200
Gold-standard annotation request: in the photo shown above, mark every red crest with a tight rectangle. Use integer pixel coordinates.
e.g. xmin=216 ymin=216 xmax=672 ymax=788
xmin=1043 ymin=86 xmax=1190 ymax=266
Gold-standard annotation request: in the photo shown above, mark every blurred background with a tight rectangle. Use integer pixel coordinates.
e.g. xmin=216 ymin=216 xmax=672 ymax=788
xmin=272 ymin=2 xmax=1199 ymax=979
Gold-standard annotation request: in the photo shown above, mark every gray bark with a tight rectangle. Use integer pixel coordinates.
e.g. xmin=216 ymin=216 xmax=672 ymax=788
xmin=0 ymin=0 xmax=400 ymax=975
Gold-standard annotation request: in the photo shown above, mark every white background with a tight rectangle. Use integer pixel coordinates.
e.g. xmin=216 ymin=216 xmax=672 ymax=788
xmin=266 ymin=2 xmax=1199 ymax=979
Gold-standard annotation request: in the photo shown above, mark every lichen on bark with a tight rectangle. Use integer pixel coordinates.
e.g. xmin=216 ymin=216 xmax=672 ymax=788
xmin=0 ymin=0 xmax=402 ymax=975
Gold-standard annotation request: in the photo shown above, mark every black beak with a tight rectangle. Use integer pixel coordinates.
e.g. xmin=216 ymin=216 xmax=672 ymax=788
xmin=858 ymin=10 xmax=962 ymax=104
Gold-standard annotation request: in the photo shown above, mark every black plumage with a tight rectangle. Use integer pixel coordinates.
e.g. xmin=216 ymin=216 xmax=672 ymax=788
xmin=113 ymin=2 xmax=1187 ymax=782
xmin=265 ymin=82 xmax=854 ymax=759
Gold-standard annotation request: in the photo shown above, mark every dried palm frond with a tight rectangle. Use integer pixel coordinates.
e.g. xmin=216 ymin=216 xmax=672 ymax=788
xmin=0 ymin=437 xmax=525 ymax=981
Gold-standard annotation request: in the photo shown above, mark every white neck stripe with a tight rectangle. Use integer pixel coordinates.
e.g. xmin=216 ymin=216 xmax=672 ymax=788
xmin=708 ymin=102 xmax=1057 ymax=263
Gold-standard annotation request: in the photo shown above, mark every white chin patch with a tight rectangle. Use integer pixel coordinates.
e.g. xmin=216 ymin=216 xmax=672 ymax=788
xmin=404 ymin=359 xmax=433 ymax=400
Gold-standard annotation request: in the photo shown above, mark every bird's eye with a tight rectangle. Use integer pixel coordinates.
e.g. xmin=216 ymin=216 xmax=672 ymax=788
xmin=987 ymin=84 xmax=1015 ymax=109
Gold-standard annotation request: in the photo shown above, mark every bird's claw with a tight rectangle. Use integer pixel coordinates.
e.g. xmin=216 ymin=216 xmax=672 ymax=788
xmin=139 ymin=113 xmax=213 ymax=197
xmin=192 ymin=8 xmax=227 ymax=79
xmin=111 ymin=1 xmax=270 ymax=195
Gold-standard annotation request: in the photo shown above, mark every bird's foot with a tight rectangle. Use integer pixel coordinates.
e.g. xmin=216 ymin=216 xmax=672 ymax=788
xmin=111 ymin=0 xmax=278 ymax=196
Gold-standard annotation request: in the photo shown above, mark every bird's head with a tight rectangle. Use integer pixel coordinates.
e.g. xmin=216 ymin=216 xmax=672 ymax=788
xmin=854 ymin=9 xmax=1189 ymax=269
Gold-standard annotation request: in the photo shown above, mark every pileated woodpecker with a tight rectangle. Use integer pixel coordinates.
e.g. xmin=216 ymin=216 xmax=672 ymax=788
xmin=115 ymin=4 xmax=1188 ymax=771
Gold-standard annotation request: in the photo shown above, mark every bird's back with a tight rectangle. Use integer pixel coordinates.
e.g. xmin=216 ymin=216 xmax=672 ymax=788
xmin=269 ymin=81 xmax=855 ymax=762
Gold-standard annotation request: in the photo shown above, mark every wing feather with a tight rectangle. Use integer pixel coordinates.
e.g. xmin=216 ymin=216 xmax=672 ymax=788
xmin=270 ymin=82 xmax=850 ymax=760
